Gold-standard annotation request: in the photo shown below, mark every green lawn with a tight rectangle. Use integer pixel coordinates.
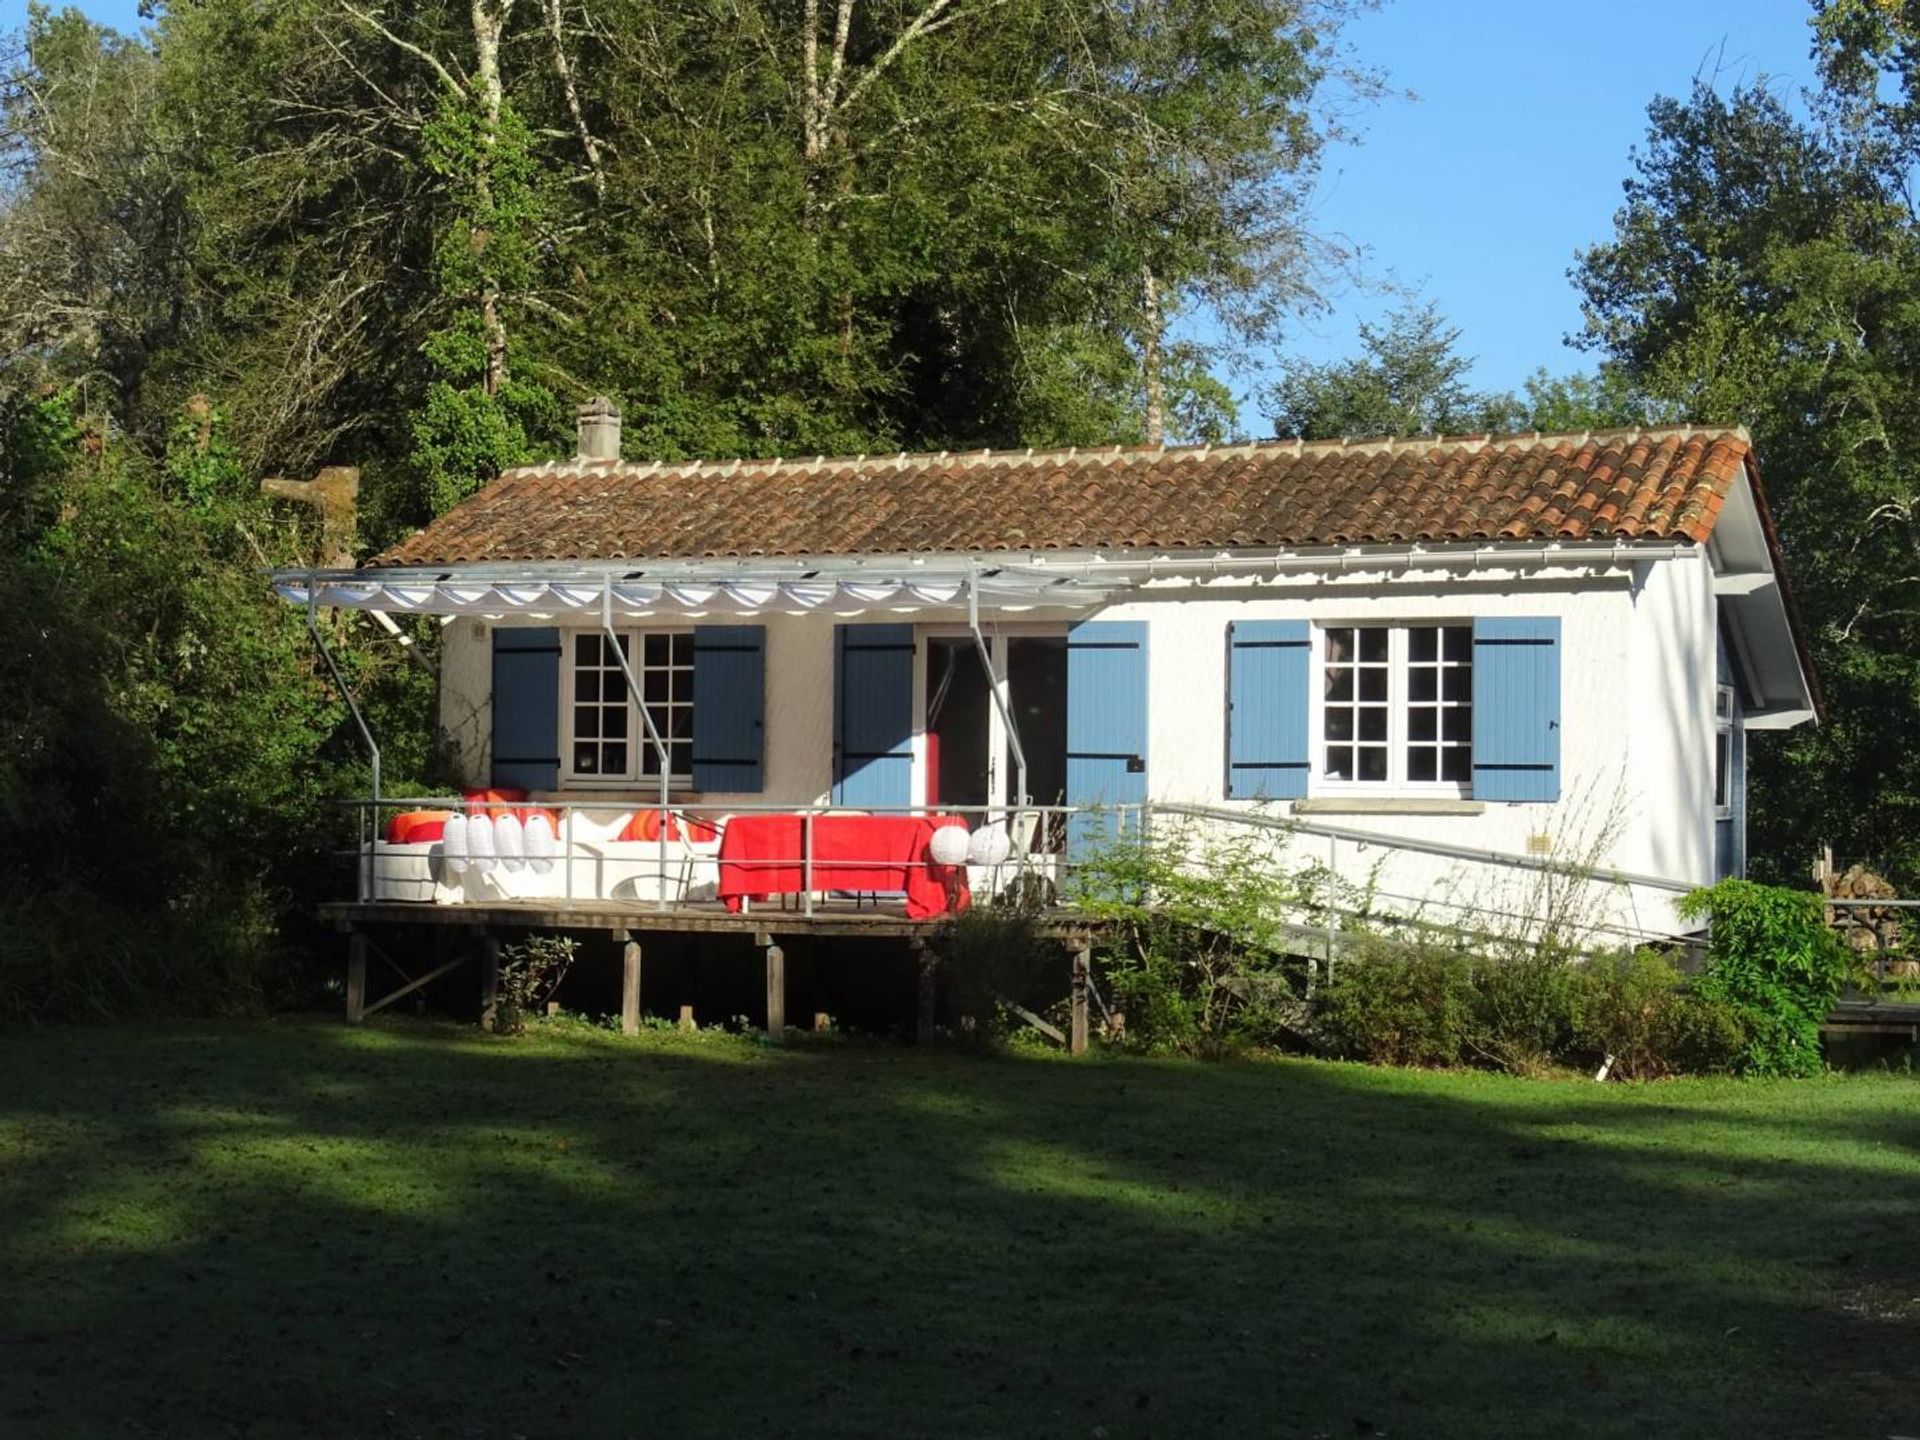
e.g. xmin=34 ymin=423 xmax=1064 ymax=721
xmin=0 ymin=1020 xmax=1915 ymax=1439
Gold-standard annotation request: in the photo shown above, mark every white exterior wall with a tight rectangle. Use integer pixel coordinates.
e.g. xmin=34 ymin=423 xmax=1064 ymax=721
xmin=436 ymin=551 xmax=1724 ymax=939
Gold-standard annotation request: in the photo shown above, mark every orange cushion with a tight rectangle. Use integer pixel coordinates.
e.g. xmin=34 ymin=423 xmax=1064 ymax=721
xmin=618 ymin=810 xmax=719 ymax=844
xmin=464 ymin=786 xmax=528 ymax=813
xmin=386 ymin=809 xmax=453 ymax=845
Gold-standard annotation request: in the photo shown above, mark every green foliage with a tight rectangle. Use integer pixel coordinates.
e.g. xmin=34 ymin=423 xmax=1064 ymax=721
xmin=932 ymin=903 xmax=1062 ymax=1049
xmin=1467 ymin=947 xmax=1581 ymax=1076
xmin=1572 ymin=72 xmax=1920 ymax=883
xmin=1266 ymin=300 xmax=1667 ymax=441
xmin=1678 ymin=879 xmax=1852 ymax=1077
xmin=1570 ymin=949 xmax=1746 ymax=1081
xmin=493 ymin=934 xmax=578 ymax=1036
xmin=1073 ymin=819 xmax=1332 ymax=1056
xmin=1317 ymin=934 xmax=1479 ymax=1067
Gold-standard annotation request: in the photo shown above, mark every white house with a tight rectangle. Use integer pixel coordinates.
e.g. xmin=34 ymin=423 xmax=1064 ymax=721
xmin=276 ymin=403 xmax=1817 ymax=945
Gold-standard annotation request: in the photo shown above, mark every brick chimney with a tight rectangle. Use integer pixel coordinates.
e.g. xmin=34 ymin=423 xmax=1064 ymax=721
xmin=576 ymin=396 xmax=622 ymax=460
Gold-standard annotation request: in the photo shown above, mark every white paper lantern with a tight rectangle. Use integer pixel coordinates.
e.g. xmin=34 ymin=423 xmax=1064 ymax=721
xmin=524 ymin=812 xmax=556 ymax=875
xmin=928 ymin=824 xmax=972 ymax=868
xmin=441 ymin=813 xmax=470 ymax=874
xmin=495 ymin=811 xmax=526 ymax=872
xmin=467 ymin=812 xmax=497 ymax=873
xmin=967 ymin=823 xmax=1012 ymax=867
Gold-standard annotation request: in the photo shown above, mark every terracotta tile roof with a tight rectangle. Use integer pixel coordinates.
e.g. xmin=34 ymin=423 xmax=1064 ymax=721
xmin=371 ymin=425 xmax=1755 ymax=567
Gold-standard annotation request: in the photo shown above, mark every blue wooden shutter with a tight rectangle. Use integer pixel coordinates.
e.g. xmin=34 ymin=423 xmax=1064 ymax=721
xmin=1471 ymin=617 xmax=1561 ymax=802
xmin=491 ymin=626 xmax=561 ymax=791
xmin=692 ymin=625 xmax=765 ymax=792
xmin=1067 ymin=621 xmax=1149 ymax=852
xmin=834 ymin=624 xmax=914 ymax=808
xmin=1226 ymin=620 xmax=1310 ymax=798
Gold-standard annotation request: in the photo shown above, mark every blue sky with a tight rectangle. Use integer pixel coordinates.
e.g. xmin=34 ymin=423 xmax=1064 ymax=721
xmin=13 ymin=0 xmax=1822 ymax=411
xmin=1266 ymin=0 xmax=1820 ymax=399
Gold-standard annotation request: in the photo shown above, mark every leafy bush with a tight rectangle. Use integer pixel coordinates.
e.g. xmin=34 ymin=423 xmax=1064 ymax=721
xmin=494 ymin=935 xmax=577 ymax=1035
xmin=1317 ymin=935 xmax=1479 ymax=1067
xmin=933 ymin=902 xmax=1061 ymax=1048
xmin=1074 ymin=818 xmax=1329 ymax=1057
xmin=1677 ymin=880 xmax=1851 ymax=1077
xmin=1569 ymin=949 xmax=1745 ymax=1080
xmin=1467 ymin=947 xmax=1579 ymax=1075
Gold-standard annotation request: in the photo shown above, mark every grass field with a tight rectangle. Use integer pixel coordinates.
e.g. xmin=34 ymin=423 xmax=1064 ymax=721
xmin=0 ymin=1018 xmax=1915 ymax=1440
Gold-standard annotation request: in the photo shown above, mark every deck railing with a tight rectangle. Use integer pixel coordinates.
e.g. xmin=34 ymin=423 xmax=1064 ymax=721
xmin=343 ymin=799 xmax=1125 ymax=918
xmin=339 ymin=795 xmax=1706 ymax=953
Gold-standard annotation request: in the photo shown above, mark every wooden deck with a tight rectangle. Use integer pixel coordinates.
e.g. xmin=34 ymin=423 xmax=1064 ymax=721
xmin=319 ymin=897 xmax=1098 ymax=941
xmin=322 ymin=897 xmax=1101 ymax=1050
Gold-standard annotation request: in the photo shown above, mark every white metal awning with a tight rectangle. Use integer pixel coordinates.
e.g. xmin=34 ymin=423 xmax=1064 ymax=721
xmin=269 ymin=562 xmax=1124 ymax=618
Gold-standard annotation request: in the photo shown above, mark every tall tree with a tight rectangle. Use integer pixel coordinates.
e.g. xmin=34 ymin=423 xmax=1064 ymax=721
xmin=1575 ymin=74 xmax=1920 ymax=880
xmin=1264 ymin=301 xmax=1655 ymax=440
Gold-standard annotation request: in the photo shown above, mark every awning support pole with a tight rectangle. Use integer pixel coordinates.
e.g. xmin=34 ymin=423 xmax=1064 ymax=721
xmin=968 ymin=567 xmax=1028 ymax=809
xmin=306 ymin=579 xmax=380 ymax=902
xmin=603 ymin=579 xmax=673 ymax=908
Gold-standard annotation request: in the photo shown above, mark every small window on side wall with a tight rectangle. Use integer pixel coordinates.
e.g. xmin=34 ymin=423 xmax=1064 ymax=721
xmin=1714 ymin=683 xmax=1734 ymax=815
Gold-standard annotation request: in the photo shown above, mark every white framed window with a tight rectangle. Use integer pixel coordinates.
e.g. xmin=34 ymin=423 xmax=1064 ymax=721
xmin=563 ymin=630 xmax=694 ymax=785
xmin=1714 ymin=683 xmax=1735 ymax=816
xmin=1314 ymin=623 xmax=1473 ymax=792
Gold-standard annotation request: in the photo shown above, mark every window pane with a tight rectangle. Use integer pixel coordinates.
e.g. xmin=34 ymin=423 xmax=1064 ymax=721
xmin=603 ymin=742 xmax=627 ymax=774
xmin=1327 ymin=746 xmax=1354 ymax=780
xmin=1359 ymin=668 xmax=1387 ymax=702
xmin=1359 ymin=708 xmax=1387 ymax=742
xmin=1358 ymin=747 xmax=1388 ymax=781
xmin=1359 ymin=628 xmax=1388 ymax=663
xmin=575 ymin=633 xmax=598 ymax=665
xmin=1407 ymin=750 xmax=1436 ymax=781
xmin=576 ymin=708 xmax=599 ymax=740
xmin=644 ymin=633 xmax=669 ymax=666
xmin=1409 ymin=627 xmax=1437 ymax=661
xmin=1408 ymin=709 xmax=1436 ymax=742
xmin=644 ymin=668 xmax=668 ymax=702
xmin=604 ymin=707 xmax=628 ymax=739
xmin=1442 ymin=750 xmax=1471 ymax=782
xmin=668 ymin=706 xmax=693 ymax=740
xmin=1326 ymin=670 xmax=1354 ymax=703
xmin=1443 ymin=668 xmax=1471 ymax=702
xmin=671 ymin=633 xmax=692 ymax=665
xmin=1326 ymin=709 xmax=1354 ymax=741
xmin=1443 ymin=709 xmax=1471 ymax=742
xmin=671 ymin=741 xmax=693 ymax=775
xmin=1443 ymin=627 xmax=1472 ymax=662
xmin=1325 ymin=628 xmax=1354 ymax=664
xmin=1409 ymin=668 xmax=1437 ymax=702
xmin=575 ymin=744 xmax=599 ymax=774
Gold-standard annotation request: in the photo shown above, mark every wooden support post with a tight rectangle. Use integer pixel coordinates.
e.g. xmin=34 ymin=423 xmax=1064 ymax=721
xmin=480 ymin=932 xmax=501 ymax=1033
xmin=346 ymin=930 xmax=367 ymax=1024
xmin=1069 ymin=945 xmax=1090 ymax=1056
xmin=678 ymin=1003 xmax=696 ymax=1032
xmin=915 ymin=939 xmax=937 ymax=1043
xmin=765 ymin=943 xmax=786 ymax=1038
xmin=622 ymin=936 xmax=642 ymax=1037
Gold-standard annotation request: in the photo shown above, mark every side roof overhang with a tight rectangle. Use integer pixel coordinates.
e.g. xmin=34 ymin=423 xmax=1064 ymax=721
xmin=1710 ymin=453 xmax=1822 ymax=729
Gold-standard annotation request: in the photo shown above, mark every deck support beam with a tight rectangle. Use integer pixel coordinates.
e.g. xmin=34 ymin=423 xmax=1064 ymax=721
xmin=480 ymin=931 xmax=501 ymax=1033
xmin=621 ymin=936 xmax=642 ymax=1036
xmin=915 ymin=938 xmax=936 ymax=1043
xmin=1069 ymin=945 xmax=1090 ymax=1055
xmin=346 ymin=931 xmax=367 ymax=1024
xmin=765 ymin=942 xmax=786 ymax=1038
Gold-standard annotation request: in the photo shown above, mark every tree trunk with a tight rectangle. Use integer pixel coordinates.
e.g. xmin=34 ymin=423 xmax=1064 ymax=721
xmin=471 ymin=0 xmax=510 ymax=397
xmin=1140 ymin=262 xmax=1165 ymax=446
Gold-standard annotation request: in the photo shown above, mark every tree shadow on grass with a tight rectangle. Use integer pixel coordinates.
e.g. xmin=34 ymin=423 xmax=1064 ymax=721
xmin=0 ymin=1021 xmax=1914 ymax=1440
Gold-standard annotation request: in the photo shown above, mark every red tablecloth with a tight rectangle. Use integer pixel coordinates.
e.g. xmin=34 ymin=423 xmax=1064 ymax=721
xmin=717 ymin=815 xmax=969 ymax=919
